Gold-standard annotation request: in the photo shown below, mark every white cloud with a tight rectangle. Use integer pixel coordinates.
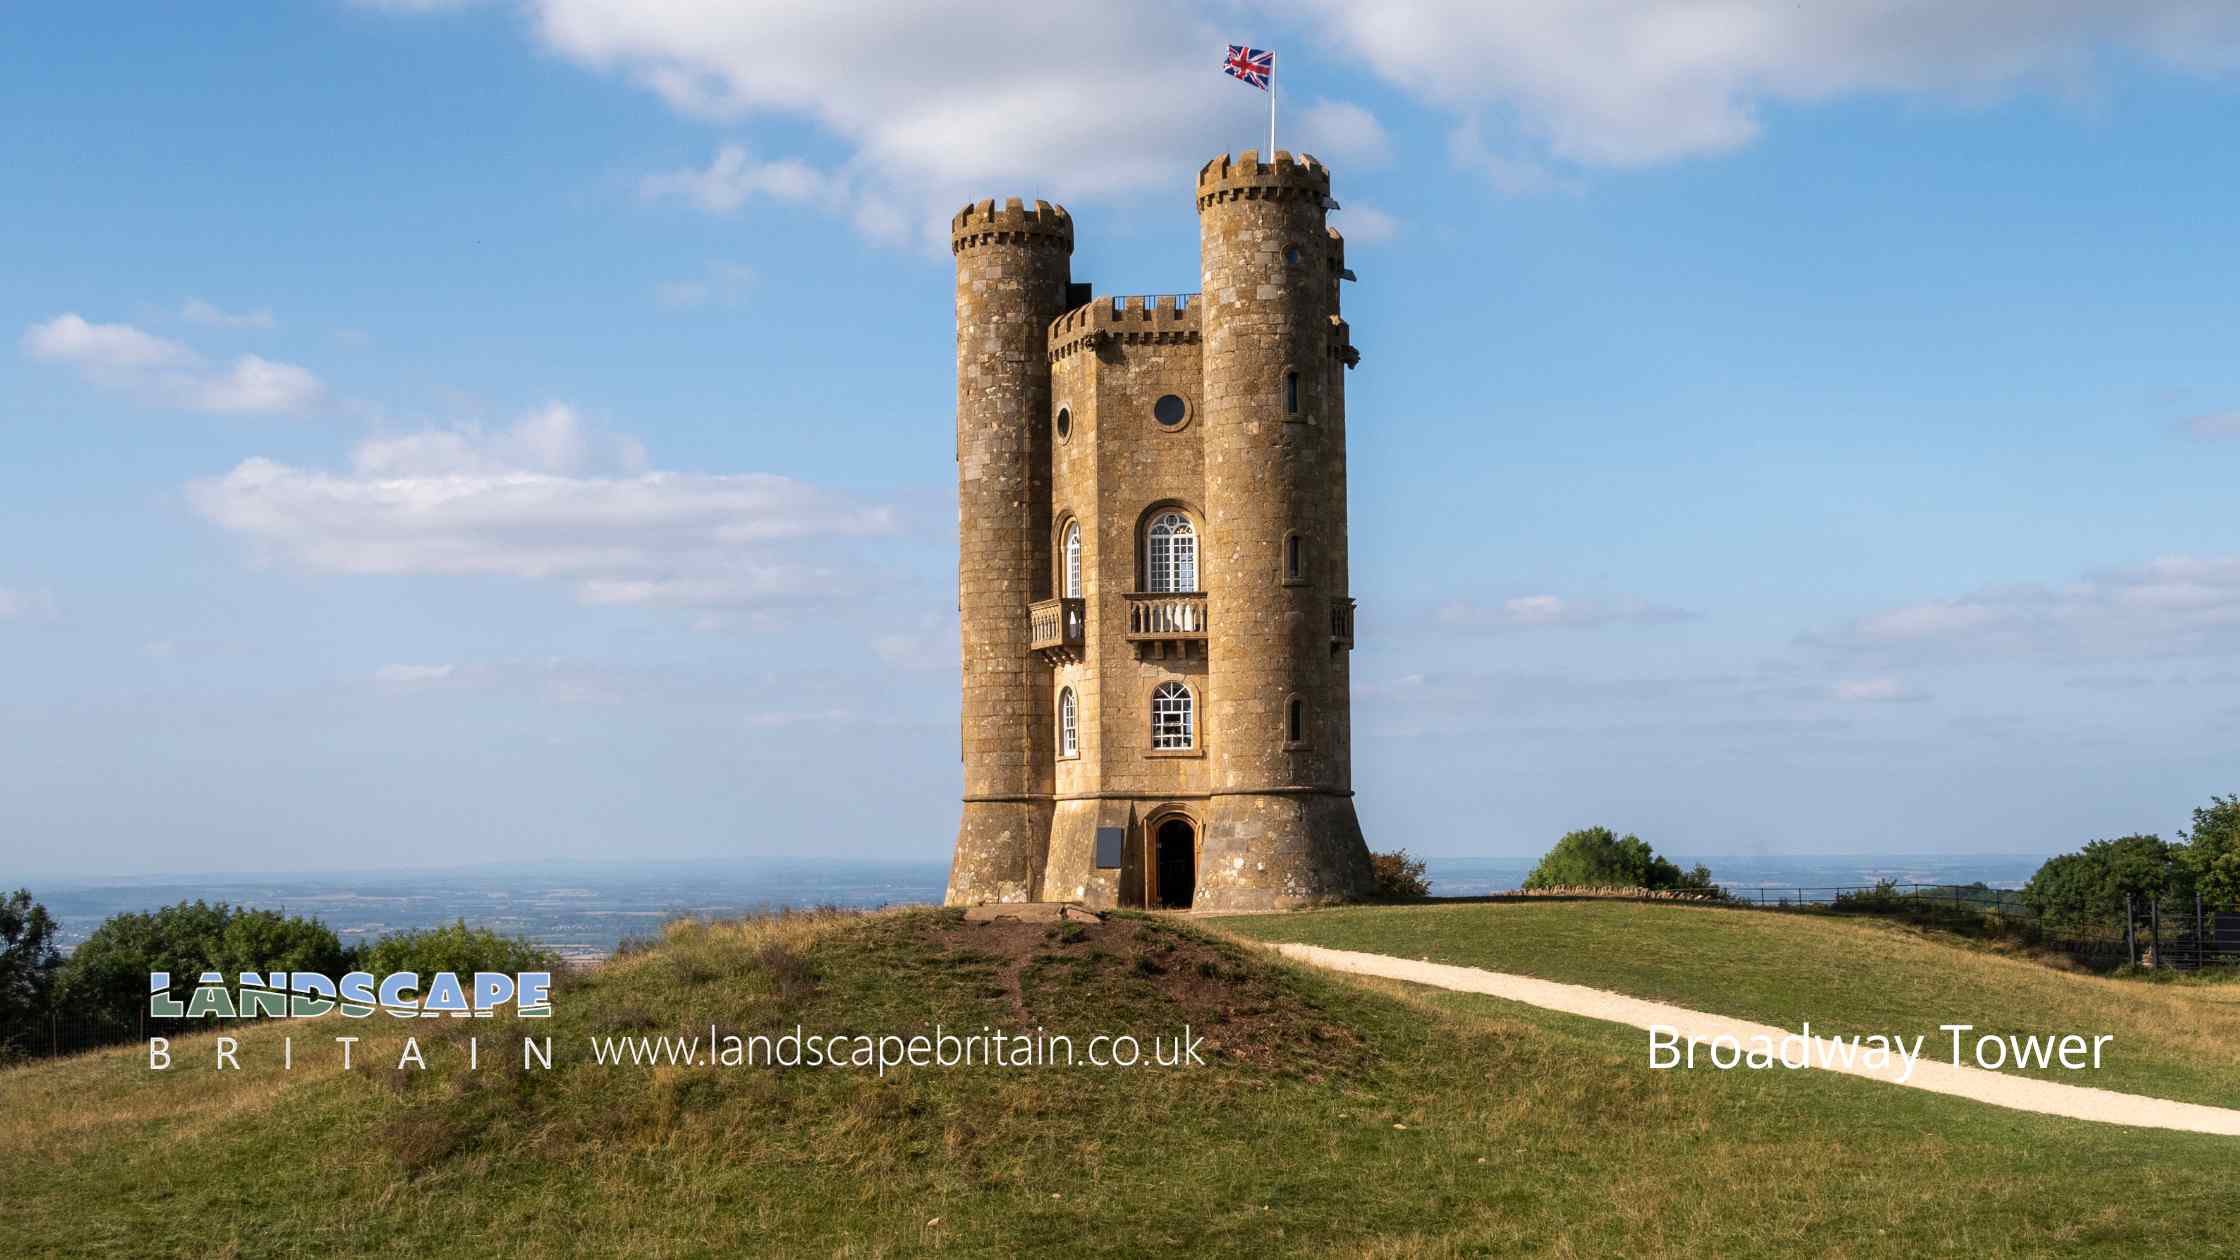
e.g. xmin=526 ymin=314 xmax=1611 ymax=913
xmin=1295 ymin=99 xmax=1392 ymax=167
xmin=2182 ymin=411 xmax=2240 ymax=439
xmin=870 ymin=613 xmax=960 ymax=672
xmin=0 ymin=587 xmax=58 ymax=622
xmin=374 ymin=663 xmax=457 ymax=683
xmin=191 ymin=355 xmax=323 ymax=413
xmin=1433 ymin=593 xmax=1695 ymax=633
xmin=181 ymin=299 xmax=276 ymax=330
xmin=1333 ymin=204 xmax=1399 ymax=245
xmin=362 ymin=2 xmax=2240 ymax=229
xmin=23 ymin=313 xmax=323 ymax=415
xmin=24 ymin=313 xmax=193 ymax=372
xmin=654 ymin=260 xmax=756 ymax=309
xmin=188 ymin=405 xmax=895 ymax=611
xmin=526 ymin=2 xmax=1267 ymax=246
xmin=1807 ymin=554 xmax=2240 ymax=663
xmin=641 ymin=145 xmax=841 ymax=215
xmin=1309 ymin=1 xmax=2240 ymax=176
xmin=1831 ymin=677 xmax=1922 ymax=703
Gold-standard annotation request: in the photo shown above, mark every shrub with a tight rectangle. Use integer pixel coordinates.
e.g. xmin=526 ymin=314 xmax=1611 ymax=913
xmin=354 ymin=919 xmax=557 ymax=978
xmin=1369 ymin=851 xmax=1431 ymax=899
xmin=1522 ymin=827 xmax=1714 ymax=893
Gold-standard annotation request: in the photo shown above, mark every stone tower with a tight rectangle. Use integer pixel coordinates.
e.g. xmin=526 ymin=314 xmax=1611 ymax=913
xmin=946 ymin=153 xmax=1372 ymax=913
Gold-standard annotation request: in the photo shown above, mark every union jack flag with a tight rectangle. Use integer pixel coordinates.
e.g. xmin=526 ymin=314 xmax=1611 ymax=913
xmin=1223 ymin=44 xmax=1273 ymax=91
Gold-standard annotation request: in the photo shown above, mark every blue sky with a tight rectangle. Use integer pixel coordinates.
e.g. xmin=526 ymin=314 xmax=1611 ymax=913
xmin=5 ymin=2 xmax=2238 ymax=878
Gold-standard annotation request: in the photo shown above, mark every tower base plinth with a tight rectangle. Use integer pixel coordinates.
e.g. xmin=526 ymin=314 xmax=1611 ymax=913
xmin=1193 ymin=793 xmax=1373 ymax=912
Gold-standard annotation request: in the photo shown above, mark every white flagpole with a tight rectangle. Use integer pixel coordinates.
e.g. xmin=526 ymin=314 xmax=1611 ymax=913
xmin=1268 ymin=53 xmax=1277 ymax=156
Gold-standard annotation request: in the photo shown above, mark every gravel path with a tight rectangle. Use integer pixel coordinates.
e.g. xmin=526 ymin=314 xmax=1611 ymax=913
xmin=1274 ymin=943 xmax=2240 ymax=1137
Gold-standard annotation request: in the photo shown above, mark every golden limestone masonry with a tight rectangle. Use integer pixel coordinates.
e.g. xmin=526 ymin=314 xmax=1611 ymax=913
xmin=947 ymin=152 xmax=1372 ymax=912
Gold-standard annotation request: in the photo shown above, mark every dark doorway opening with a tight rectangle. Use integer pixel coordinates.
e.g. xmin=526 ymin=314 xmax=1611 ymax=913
xmin=1153 ymin=819 xmax=1197 ymax=910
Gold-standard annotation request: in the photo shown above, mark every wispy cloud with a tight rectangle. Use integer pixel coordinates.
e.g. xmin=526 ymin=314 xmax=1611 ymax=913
xmin=2180 ymin=410 xmax=2240 ymax=439
xmin=189 ymin=404 xmax=896 ymax=613
xmin=1333 ymin=204 xmax=1400 ymax=245
xmin=1830 ymin=677 xmax=1925 ymax=703
xmin=0 ymin=587 xmax=59 ymax=622
xmin=654 ymin=261 xmax=756 ymax=309
xmin=641 ymin=145 xmax=840 ymax=216
xmin=1433 ymin=593 xmax=1696 ymax=633
xmin=1804 ymin=554 xmax=2240 ymax=664
xmin=180 ymin=298 xmax=276 ymax=330
xmin=23 ymin=313 xmax=322 ymax=414
xmin=374 ymin=662 xmax=456 ymax=684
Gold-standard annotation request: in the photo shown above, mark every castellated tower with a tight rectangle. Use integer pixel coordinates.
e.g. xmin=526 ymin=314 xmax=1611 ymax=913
xmin=947 ymin=155 xmax=1372 ymax=912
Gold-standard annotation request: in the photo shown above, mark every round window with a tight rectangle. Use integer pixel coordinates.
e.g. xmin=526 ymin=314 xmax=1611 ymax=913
xmin=1055 ymin=406 xmax=1071 ymax=442
xmin=1152 ymin=394 xmax=1188 ymax=427
xmin=1284 ymin=245 xmax=1302 ymax=265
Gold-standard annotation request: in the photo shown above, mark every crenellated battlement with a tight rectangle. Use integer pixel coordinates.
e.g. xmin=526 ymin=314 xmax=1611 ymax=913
xmin=1047 ymin=293 xmax=1202 ymax=361
xmin=951 ymin=197 xmax=1073 ymax=255
xmin=1328 ymin=314 xmax=1360 ymax=368
xmin=1195 ymin=150 xmax=1331 ymax=211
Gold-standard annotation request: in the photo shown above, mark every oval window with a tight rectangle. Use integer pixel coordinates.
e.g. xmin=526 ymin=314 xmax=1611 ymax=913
xmin=1284 ymin=245 xmax=1302 ymax=265
xmin=1055 ymin=406 xmax=1071 ymax=442
xmin=1152 ymin=394 xmax=1188 ymax=427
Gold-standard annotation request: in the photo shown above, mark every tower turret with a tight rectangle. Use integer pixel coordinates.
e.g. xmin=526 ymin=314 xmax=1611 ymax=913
xmin=1191 ymin=151 xmax=1372 ymax=910
xmin=948 ymin=197 xmax=1074 ymax=904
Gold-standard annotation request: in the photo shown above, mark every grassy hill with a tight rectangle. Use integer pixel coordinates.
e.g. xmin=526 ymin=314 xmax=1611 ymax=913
xmin=2 ymin=905 xmax=2236 ymax=1258
xmin=1209 ymin=898 xmax=2240 ymax=1109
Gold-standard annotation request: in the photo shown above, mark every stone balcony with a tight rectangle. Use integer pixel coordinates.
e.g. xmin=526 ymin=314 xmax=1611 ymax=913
xmin=1027 ymin=597 xmax=1084 ymax=663
xmin=1125 ymin=592 xmax=1207 ymax=659
xmin=1331 ymin=597 xmax=1356 ymax=651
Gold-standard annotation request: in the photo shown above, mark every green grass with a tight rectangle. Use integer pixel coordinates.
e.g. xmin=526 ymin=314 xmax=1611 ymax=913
xmin=2 ymin=905 xmax=2236 ymax=1258
xmin=1208 ymin=899 xmax=2240 ymax=1109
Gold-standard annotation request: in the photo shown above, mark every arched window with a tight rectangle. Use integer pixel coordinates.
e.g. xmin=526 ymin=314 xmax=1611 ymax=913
xmin=1287 ymin=696 xmax=1305 ymax=744
xmin=1145 ymin=511 xmax=1197 ymax=593
xmin=1058 ymin=687 xmax=1078 ymax=757
xmin=1062 ymin=522 xmax=1082 ymax=598
xmin=1150 ymin=682 xmax=1194 ymax=749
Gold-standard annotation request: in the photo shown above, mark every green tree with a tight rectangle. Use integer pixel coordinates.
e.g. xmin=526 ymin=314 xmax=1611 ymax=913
xmin=2021 ymin=834 xmax=2184 ymax=929
xmin=0 ymin=888 xmax=63 ymax=1059
xmin=1522 ymin=827 xmax=1714 ymax=893
xmin=2180 ymin=795 xmax=2240 ymax=905
xmin=52 ymin=900 xmax=348 ymax=1047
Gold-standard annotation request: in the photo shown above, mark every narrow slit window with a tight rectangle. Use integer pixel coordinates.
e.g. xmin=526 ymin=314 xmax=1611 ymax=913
xmin=1285 ymin=533 xmax=1302 ymax=580
xmin=1287 ymin=697 xmax=1304 ymax=744
xmin=1285 ymin=370 xmax=1299 ymax=415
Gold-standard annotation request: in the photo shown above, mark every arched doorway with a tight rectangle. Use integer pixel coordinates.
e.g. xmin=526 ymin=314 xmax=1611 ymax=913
xmin=1152 ymin=818 xmax=1197 ymax=910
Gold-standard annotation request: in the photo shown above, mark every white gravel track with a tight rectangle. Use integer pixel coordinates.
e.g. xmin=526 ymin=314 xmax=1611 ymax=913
xmin=1274 ymin=943 xmax=2240 ymax=1137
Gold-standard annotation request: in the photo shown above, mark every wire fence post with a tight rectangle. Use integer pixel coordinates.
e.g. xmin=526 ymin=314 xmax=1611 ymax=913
xmin=2197 ymin=892 xmax=2207 ymax=970
xmin=2126 ymin=893 xmax=2136 ymax=967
